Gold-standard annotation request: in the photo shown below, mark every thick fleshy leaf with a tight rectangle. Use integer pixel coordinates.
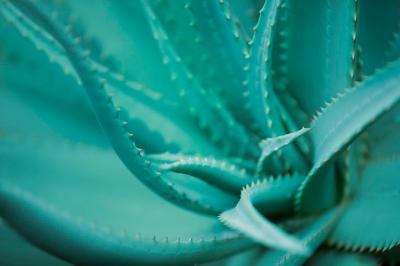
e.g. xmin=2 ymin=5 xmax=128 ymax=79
xmin=366 ymin=104 xmax=400 ymax=161
xmin=0 ymin=218 xmax=70 ymax=266
xmin=60 ymin=0 xmax=177 ymax=95
xmin=256 ymin=128 xmax=310 ymax=176
xmin=151 ymin=154 xmax=254 ymax=194
xmin=0 ymin=8 xmax=106 ymax=148
xmin=358 ymin=0 xmax=400 ymax=74
xmin=254 ymin=206 xmax=344 ymax=266
xmin=148 ymin=0 xmax=232 ymax=100
xmin=188 ymin=0 xmax=251 ymax=124
xmin=242 ymin=0 xmax=283 ymax=138
xmin=0 ymin=1 xmax=222 ymax=155
xmin=0 ymin=137 xmax=254 ymax=265
xmin=296 ymin=58 xmax=400 ymax=213
xmin=242 ymin=0 xmax=307 ymax=174
xmin=283 ymin=0 xmax=356 ymax=116
xmin=202 ymin=248 xmax=263 ymax=266
xmin=328 ymin=159 xmax=400 ymax=251
xmin=140 ymin=0 xmax=258 ymax=158
xmin=220 ymin=175 xmax=308 ymax=254
xmin=9 ymin=0 xmax=236 ymax=214
xmin=306 ymin=250 xmax=379 ymax=266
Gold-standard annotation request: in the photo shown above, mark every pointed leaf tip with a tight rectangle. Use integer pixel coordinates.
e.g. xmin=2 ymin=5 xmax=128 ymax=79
xmin=220 ymin=207 xmax=310 ymax=255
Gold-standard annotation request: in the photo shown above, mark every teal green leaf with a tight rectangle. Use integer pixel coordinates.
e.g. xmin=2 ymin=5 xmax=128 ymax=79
xmin=358 ymin=0 xmax=400 ymax=74
xmin=254 ymin=206 xmax=344 ymax=266
xmin=153 ymin=154 xmax=254 ymax=194
xmin=1 ymin=0 xmax=400 ymax=264
xmin=305 ymin=250 xmax=379 ymax=266
xmin=256 ymin=127 xmax=310 ymax=176
xmin=0 ymin=218 xmax=70 ymax=266
xmin=220 ymin=175 xmax=308 ymax=254
xmin=0 ymin=137 xmax=254 ymax=265
xmin=296 ymin=58 xmax=400 ymax=213
xmin=8 ymin=0 xmax=238 ymax=214
xmin=0 ymin=1 xmax=222 ymax=155
xmin=188 ymin=0 xmax=251 ymax=124
xmin=328 ymin=159 xmax=400 ymax=251
xmin=283 ymin=0 xmax=355 ymax=116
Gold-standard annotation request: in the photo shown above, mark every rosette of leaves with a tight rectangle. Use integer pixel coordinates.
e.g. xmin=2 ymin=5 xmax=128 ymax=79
xmin=0 ymin=0 xmax=399 ymax=265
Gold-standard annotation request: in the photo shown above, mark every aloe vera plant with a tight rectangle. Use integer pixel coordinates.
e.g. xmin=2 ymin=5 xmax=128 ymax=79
xmin=0 ymin=0 xmax=399 ymax=265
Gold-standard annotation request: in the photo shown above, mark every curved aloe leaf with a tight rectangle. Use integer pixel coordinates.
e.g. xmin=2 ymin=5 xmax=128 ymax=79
xmin=256 ymin=127 xmax=310 ymax=176
xmin=306 ymin=250 xmax=379 ymax=266
xmin=0 ymin=219 xmax=70 ymax=266
xmin=220 ymin=175 xmax=308 ymax=254
xmin=188 ymin=0 xmax=251 ymax=124
xmin=282 ymin=0 xmax=356 ymax=116
xmin=254 ymin=206 xmax=344 ymax=266
xmin=358 ymin=0 xmax=400 ymax=74
xmin=0 ymin=2 xmax=223 ymax=155
xmin=0 ymin=136 xmax=254 ymax=265
xmin=328 ymin=159 xmax=400 ymax=251
xmin=296 ymin=58 xmax=400 ymax=213
xmin=8 ymin=0 xmax=240 ymax=215
xmin=151 ymin=154 xmax=254 ymax=194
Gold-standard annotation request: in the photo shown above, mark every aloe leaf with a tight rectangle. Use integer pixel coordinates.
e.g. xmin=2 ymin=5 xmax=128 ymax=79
xmin=366 ymin=105 xmax=400 ymax=161
xmin=0 ymin=23 xmax=106 ymax=148
xmin=271 ymin=0 xmax=309 ymax=128
xmin=254 ymin=206 xmax=344 ymax=266
xmin=306 ymin=250 xmax=379 ymax=266
xmin=358 ymin=0 xmax=400 ymax=74
xmin=106 ymin=80 xmax=221 ymax=155
xmin=283 ymin=0 xmax=356 ymax=116
xmin=60 ymin=0 xmax=178 ymax=95
xmin=0 ymin=2 xmax=223 ymax=155
xmin=226 ymin=0 xmax=259 ymax=39
xmin=256 ymin=128 xmax=310 ymax=176
xmin=0 ymin=2 xmax=79 ymax=82
xmin=141 ymin=0 xmax=258 ymax=159
xmin=296 ymin=58 xmax=400 ymax=213
xmin=152 ymin=154 xmax=254 ymax=194
xmin=188 ymin=0 xmax=251 ymax=125
xmin=328 ymin=159 xmax=400 ymax=251
xmin=148 ymin=0 xmax=228 ymax=97
xmin=386 ymin=29 xmax=400 ymax=63
xmin=9 ymin=0 xmax=235 ymax=214
xmin=220 ymin=175 xmax=308 ymax=254
xmin=0 ymin=218 xmax=70 ymax=266
xmin=243 ymin=0 xmax=282 ymax=137
xmin=244 ymin=0 xmax=308 ymax=173
xmin=0 ymin=138 xmax=254 ymax=265
xmin=0 ymin=62 xmax=106 ymax=145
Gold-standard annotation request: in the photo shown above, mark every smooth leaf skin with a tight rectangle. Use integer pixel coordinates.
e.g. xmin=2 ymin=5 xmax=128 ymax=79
xmin=283 ymin=0 xmax=355 ymax=116
xmin=256 ymin=128 xmax=310 ymax=176
xmin=0 ymin=137 xmax=254 ymax=265
xmin=61 ymin=0 xmax=179 ymax=99
xmin=305 ymin=250 xmax=379 ymax=266
xmin=0 ymin=12 xmax=107 ymax=148
xmin=0 ymin=219 xmax=71 ymax=266
xmin=1 ymin=0 xmax=400 ymax=265
xmin=296 ymin=57 xmax=400 ymax=214
xmin=358 ymin=0 xmax=400 ymax=75
xmin=155 ymin=154 xmax=254 ymax=194
xmin=0 ymin=1 xmax=223 ymax=156
xmin=9 ymin=0 xmax=241 ymax=215
xmin=140 ymin=0 xmax=258 ymax=159
xmin=220 ymin=175 xmax=308 ymax=254
xmin=328 ymin=159 xmax=400 ymax=251
xmin=254 ymin=206 xmax=344 ymax=266
xmin=188 ymin=0 xmax=251 ymax=125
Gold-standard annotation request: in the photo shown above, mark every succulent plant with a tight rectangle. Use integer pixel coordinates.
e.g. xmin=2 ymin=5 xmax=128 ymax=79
xmin=0 ymin=0 xmax=399 ymax=265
